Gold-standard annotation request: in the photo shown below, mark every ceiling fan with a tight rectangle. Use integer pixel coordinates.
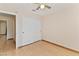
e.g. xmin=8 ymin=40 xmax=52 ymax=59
xmin=32 ymin=3 xmax=51 ymax=11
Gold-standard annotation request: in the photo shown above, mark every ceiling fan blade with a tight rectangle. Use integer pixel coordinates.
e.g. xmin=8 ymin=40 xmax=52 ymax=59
xmin=36 ymin=6 xmax=40 ymax=10
xmin=45 ymin=5 xmax=51 ymax=9
xmin=32 ymin=9 xmax=36 ymax=11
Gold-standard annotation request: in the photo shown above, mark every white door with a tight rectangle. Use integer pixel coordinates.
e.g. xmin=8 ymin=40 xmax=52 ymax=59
xmin=22 ymin=17 xmax=41 ymax=46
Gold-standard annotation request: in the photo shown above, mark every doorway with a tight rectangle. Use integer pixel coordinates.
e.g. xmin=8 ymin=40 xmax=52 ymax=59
xmin=0 ymin=13 xmax=16 ymax=53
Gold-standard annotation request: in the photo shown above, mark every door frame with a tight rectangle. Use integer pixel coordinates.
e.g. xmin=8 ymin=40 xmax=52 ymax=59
xmin=0 ymin=10 xmax=17 ymax=48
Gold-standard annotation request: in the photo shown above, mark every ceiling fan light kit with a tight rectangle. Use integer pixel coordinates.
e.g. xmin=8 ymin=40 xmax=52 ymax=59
xmin=32 ymin=3 xmax=52 ymax=12
xmin=40 ymin=4 xmax=45 ymax=9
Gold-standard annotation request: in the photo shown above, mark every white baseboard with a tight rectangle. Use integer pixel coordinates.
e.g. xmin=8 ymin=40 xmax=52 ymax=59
xmin=43 ymin=39 xmax=79 ymax=52
xmin=7 ymin=34 xmax=14 ymax=40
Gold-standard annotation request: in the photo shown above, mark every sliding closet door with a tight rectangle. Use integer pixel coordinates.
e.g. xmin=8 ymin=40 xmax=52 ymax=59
xmin=22 ymin=17 xmax=41 ymax=46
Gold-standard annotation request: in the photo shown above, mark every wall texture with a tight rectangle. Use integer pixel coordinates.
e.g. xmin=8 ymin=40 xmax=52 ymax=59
xmin=43 ymin=4 xmax=79 ymax=51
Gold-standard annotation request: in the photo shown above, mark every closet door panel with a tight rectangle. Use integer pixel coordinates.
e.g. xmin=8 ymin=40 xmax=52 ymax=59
xmin=22 ymin=17 xmax=41 ymax=46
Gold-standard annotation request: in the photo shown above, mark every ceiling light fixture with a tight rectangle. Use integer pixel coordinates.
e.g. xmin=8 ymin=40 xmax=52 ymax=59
xmin=40 ymin=4 xmax=45 ymax=9
xmin=32 ymin=3 xmax=52 ymax=11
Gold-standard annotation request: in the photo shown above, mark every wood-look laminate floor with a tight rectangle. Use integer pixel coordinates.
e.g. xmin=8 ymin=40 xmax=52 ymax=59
xmin=0 ymin=35 xmax=15 ymax=56
xmin=0 ymin=35 xmax=79 ymax=56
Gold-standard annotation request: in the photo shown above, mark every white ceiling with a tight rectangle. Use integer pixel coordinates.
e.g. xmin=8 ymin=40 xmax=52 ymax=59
xmin=0 ymin=3 xmax=76 ymax=16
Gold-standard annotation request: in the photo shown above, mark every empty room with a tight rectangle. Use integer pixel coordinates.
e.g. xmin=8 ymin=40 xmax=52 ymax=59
xmin=0 ymin=3 xmax=79 ymax=56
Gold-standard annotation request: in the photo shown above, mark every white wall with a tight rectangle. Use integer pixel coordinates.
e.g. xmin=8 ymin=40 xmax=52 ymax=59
xmin=16 ymin=13 xmax=23 ymax=47
xmin=43 ymin=4 xmax=79 ymax=51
